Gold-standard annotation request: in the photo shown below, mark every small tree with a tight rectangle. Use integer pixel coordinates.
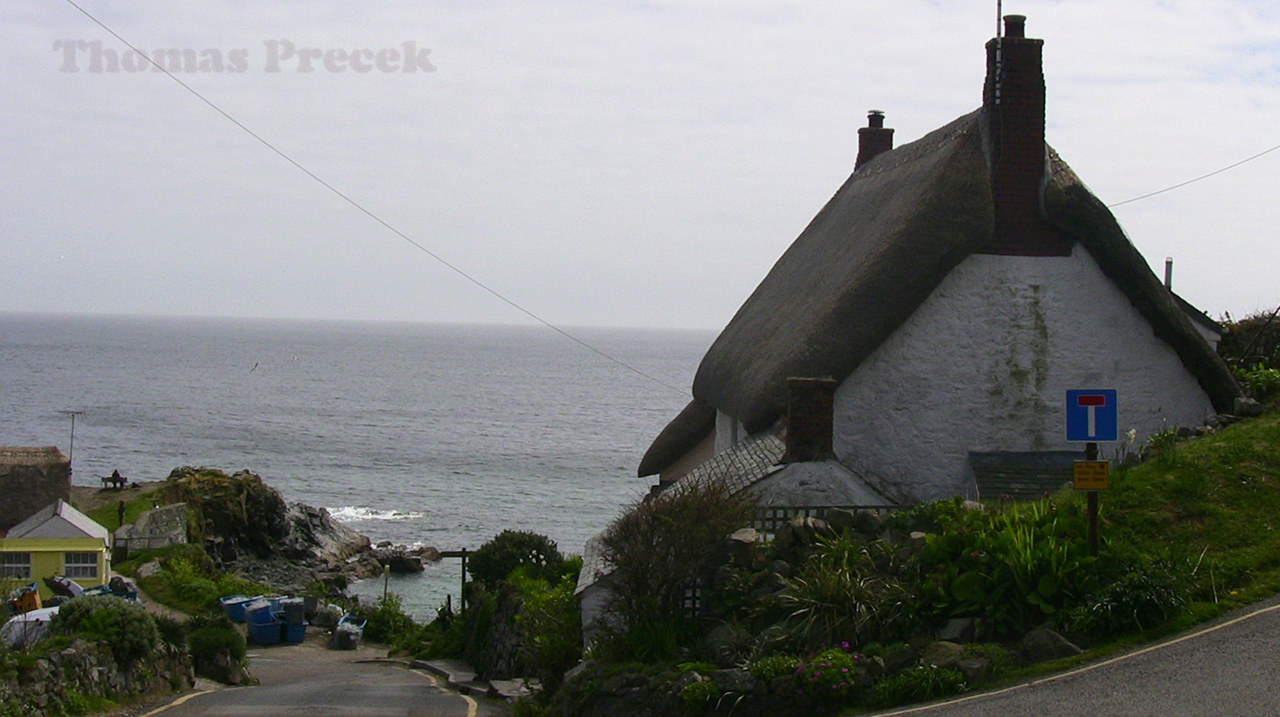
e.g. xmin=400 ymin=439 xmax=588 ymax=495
xmin=597 ymin=477 xmax=754 ymax=660
xmin=468 ymin=530 xmax=564 ymax=590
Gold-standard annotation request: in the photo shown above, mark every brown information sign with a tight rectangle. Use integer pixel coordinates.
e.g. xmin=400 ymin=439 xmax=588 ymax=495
xmin=1073 ymin=460 xmax=1110 ymax=491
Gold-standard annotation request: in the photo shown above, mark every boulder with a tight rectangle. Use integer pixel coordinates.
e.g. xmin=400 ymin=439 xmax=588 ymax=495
xmin=882 ymin=643 xmax=918 ymax=676
xmin=135 ymin=560 xmax=163 ymax=579
xmin=957 ymin=655 xmax=992 ymax=684
xmin=775 ymin=516 xmax=831 ymax=550
xmin=825 ymin=508 xmax=858 ymax=533
xmin=937 ymin=617 xmax=979 ymax=642
xmin=376 ymin=549 xmax=425 ymax=574
xmin=726 ymin=527 xmax=760 ymax=566
xmin=704 ymin=623 xmax=751 ymax=667
xmin=852 ymin=509 xmax=885 ymax=538
xmin=710 ymin=668 xmax=756 ymax=694
xmin=1235 ymin=396 xmax=1265 ymax=417
xmin=1019 ymin=627 xmax=1082 ymax=663
xmin=921 ymin=641 xmax=965 ymax=670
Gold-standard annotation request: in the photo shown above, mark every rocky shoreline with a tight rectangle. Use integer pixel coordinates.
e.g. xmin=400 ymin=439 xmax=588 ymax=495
xmin=113 ymin=468 xmax=441 ymax=593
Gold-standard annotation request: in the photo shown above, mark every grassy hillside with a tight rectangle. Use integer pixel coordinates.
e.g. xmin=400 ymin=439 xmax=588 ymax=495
xmin=1105 ymin=409 xmax=1280 ymax=622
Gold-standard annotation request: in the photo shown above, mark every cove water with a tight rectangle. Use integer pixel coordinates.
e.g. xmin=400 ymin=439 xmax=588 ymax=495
xmin=1 ymin=313 xmax=711 ymax=619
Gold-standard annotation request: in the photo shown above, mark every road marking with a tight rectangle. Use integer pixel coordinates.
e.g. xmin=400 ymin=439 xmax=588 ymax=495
xmin=410 ymin=666 xmax=478 ymax=717
xmin=138 ymin=689 xmax=212 ymax=716
xmin=872 ymin=602 xmax=1280 ymax=715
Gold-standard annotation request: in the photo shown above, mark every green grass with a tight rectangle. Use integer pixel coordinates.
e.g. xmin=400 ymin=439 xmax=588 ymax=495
xmin=1104 ymin=408 xmax=1280 ymax=612
xmin=833 ymin=408 xmax=1280 ymax=714
xmin=85 ymin=493 xmax=159 ymax=532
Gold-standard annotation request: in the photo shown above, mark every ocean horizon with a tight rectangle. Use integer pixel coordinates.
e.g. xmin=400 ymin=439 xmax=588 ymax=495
xmin=1 ymin=311 xmax=714 ymax=618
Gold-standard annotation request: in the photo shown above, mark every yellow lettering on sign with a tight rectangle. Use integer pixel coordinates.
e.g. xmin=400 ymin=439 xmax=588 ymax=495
xmin=1074 ymin=461 xmax=1110 ymax=491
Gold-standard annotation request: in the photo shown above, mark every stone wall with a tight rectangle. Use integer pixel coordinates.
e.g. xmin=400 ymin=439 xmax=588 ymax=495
xmin=0 ymin=638 xmax=193 ymax=714
xmin=0 ymin=447 xmax=70 ymax=531
xmin=114 ymin=503 xmax=189 ymax=558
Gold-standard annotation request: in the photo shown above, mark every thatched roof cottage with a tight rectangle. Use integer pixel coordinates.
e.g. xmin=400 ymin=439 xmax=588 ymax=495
xmin=639 ymin=15 xmax=1239 ymax=503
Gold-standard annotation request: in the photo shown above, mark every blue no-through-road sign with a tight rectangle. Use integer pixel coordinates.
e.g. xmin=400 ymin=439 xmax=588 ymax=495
xmin=1065 ymin=389 xmax=1118 ymax=442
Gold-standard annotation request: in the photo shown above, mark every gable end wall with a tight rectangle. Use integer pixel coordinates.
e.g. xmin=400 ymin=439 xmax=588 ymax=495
xmin=833 ymin=247 xmax=1214 ymax=500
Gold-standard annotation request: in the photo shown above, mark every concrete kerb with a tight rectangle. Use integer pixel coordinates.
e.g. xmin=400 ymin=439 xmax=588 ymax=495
xmin=415 ymin=658 xmax=490 ymax=697
xmin=410 ymin=658 xmax=536 ymax=700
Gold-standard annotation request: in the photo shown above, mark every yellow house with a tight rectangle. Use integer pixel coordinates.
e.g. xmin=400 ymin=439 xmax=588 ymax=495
xmin=0 ymin=500 xmax=111 ymax=600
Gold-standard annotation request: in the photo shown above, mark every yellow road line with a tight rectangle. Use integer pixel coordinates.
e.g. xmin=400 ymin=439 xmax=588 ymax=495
xmin=410 ymin=666 xmax=478 ymax=717
xmin=138 ymin=689 xmax=212 ymax=716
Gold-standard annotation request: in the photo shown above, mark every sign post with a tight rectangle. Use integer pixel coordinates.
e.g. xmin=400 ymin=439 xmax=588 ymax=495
xmin=1067 ymin=390 xmax=1116 ymax=555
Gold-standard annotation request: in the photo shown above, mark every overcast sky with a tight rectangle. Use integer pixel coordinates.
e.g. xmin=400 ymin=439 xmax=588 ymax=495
xmin=3 ymin=1 xmax=1278 ymax=330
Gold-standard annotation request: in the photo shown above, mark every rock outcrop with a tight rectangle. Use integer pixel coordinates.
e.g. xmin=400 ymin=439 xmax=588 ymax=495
xmin=164 ymin=467 xmax=381 ymax=590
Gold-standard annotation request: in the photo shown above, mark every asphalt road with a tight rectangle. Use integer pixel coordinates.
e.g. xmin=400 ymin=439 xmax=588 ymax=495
xmin=140 ymin=640 xmax=505 ymax=717
xmin=871 ymin=599 xmax=1280 ymax=716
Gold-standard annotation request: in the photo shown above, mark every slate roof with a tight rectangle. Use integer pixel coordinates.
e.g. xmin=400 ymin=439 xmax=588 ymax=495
xmin=7 ymin=500 xmax=109 ymax=541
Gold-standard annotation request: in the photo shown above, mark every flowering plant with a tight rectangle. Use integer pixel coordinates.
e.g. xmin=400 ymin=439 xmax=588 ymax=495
xmin=795 ymin=647 xmax=862 ymax=703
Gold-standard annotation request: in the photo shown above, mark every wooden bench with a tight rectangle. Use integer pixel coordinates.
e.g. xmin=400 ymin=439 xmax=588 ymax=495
xmin=101 ymin=474 xmax=128 ymax=490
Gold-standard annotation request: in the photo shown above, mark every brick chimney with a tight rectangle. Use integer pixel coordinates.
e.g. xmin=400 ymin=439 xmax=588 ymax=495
xmin=856 ymin=110 xmax=894 ymax=170
xmin=782 ymin=377 xmax=838 ymax=463
xmin=981 ymin=14 xmax=1071 ymax=256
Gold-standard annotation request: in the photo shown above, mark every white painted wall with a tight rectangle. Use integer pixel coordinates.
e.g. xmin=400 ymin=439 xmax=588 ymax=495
xmin=833 ymin=247 xmax=1215 ymax=500
xmin=715 ymin=410 xmax=745 ymax=453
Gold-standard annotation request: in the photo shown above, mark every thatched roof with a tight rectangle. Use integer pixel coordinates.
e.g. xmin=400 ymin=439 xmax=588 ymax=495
xmin=685 ymin=109 xmax=1239 ymax=438
xmin=636 ymin=399 xmax=715 ymax=477
xmin=1041 ymin=154 xmax=1240 ymax=411
xmin=0 ymin=447 xmax=67 ymax=467
xmin=692 ymin=111 xmax=994 ymax=433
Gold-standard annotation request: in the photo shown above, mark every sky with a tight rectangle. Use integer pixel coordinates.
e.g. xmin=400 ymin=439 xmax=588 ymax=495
xmin=2 ymin=1 xmax=1279 ymax=331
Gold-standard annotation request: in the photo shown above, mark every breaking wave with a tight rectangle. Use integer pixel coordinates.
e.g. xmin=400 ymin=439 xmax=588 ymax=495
xmin=327 ymin=506 xmax=424 ymax=522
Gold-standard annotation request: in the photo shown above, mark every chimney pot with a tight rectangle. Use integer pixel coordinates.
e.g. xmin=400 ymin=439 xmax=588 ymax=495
xmin=1004 ymin=14 xmax=1027 ymax=38
xmin=856 ymin=111 xmax=894 ymax=170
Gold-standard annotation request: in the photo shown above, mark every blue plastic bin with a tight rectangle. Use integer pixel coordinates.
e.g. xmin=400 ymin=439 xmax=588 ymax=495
xmin=247 ymin=620 xmax=282 ymax=645
xmin=219 ymin=595 xmax=257 ymax=623
xmin=282 ymin=622 xmax=307 ymax=644
xmin=245 ymin=599 xmax=278 ymax=625
xmin=280 ymin=598 xmax=306 ymax=626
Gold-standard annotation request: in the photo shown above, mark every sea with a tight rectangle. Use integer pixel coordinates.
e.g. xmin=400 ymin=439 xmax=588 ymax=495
xmin=0 ymin=312 xmax=714 ymax=619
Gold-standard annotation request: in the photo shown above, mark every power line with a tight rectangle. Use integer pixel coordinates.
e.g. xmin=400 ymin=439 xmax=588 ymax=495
xmin=1108 ymin=141 xmax=1280 ymax=208
xmin=59 ymin=0 xmax=686 ymax=396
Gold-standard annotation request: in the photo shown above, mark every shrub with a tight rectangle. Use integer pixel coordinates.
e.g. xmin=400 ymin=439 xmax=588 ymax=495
xmin=1235 ymin=364 xmax=1280 ymax=401
xmin=747 ymin=653 xmax=800 ymax=682
xmin=468 ymin=531 xmax=565 ymax=590
xmin=351 ymin=593 xmax=417 ymax=645
xmin=596 ymin=477 xmax=754 ymax=661
xmin=1063 ymin=555 xmax=1191 ymax=638
xmin=1219 ymin=308 xmax=1280 ymax=367
xmin=679 ymin=679 xmax=721 ymax=713
xmin=870 ymin=664 xmax=967 ymax=708
xmin=776 ymin=535 xmax=916 ymax=650
xmin=50 ymin=595 xmax=159 ymax=666
xmin=884 ymin=497 xmax=976 ymax=535
xmin=153 ymin=615 xmax=187 ymax=648
xmin=918 ymin=500 xmax=1097 ymax=637
xmin=185 ymin=614 xmax=247 ymax=676
xmin=511 ymin=570 xmax=581 ymax=693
